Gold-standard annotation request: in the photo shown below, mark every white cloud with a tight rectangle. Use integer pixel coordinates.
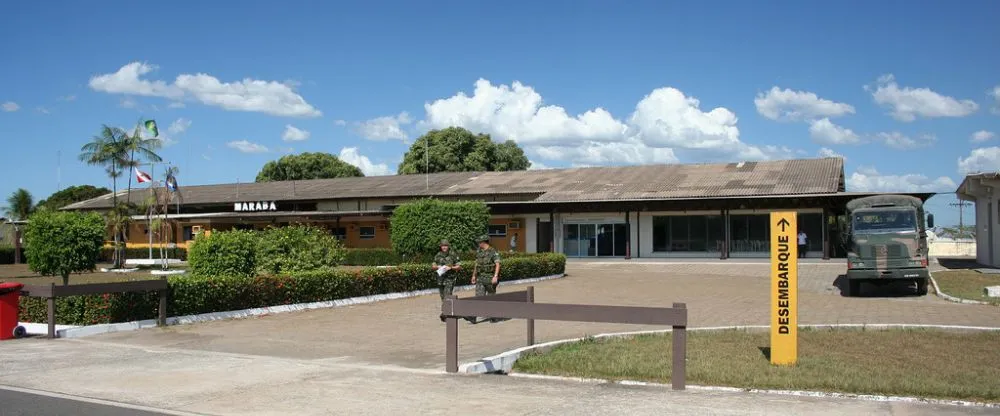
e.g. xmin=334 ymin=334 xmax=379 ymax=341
xmin=89 ymin=62 xmax=321 ymax=118
xmin=282 ymin=124 xmax=310 ymax=141
xmin=817 ymin=147 xmax=846 ymax=161
xmin=972 ymin=130 xmax=996 ymax=143
xmin=532 ymin=139 xmax=679 ymax=166
xmin=57 ymin=95 xmax=76 ymax=102
xmin=354 ymin=112 xmax=412 ymax=141
xmin=168 ymin=118 xmax=191 ymax=135
xmin=168 ymin=102 xmax=185 ymax=109
xmin=120 ymin=98 xmax=137 ymax=109
xmin=872 ymin=131 xmax=935 ymax=150
xmin=226 ymin=140 xmax=269 ymax=153
xmin=754 ymin=87 xmax=855 ymax=122
xmin=958 ymin=147 xmax=1000 ymax=174
xmin=338 ymin=147 xmax=392 ymax=176
xmin=808 ymin=118 xmax=860 ymax=145
xmin=35 ymin=106 xmax=50 ymax=114
xmin=419 ymin=78 xmax=779 ymax=165
xmin=866 ymin=74 xmax=978 ymax=122
xmin=848 ymin=166 xmax=956 ymax=193
xmin=528 ymin=160 xmax=553 ymax=170
xmin=2 ymin=101 xmax=19 ymax=112
xmin=334 ymin=119 xmax=347 ymax=126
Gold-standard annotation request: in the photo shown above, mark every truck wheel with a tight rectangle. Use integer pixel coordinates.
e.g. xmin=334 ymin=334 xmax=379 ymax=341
xmin=12 ymin=326 xmax=26 ymax=339
xmin=916 ymin=279 xmax=928 ymax=296
xmin=847 ymin=280 xmax=862 ymax=297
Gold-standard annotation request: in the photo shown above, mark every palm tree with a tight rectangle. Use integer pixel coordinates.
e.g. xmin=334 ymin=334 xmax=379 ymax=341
xmin=79 ymin=125 xmax=130 ymax=267
xmin=4 ymin=188 xmax=34 ymax=220
xmin=122 ymin=121 xmax=163 ymax=209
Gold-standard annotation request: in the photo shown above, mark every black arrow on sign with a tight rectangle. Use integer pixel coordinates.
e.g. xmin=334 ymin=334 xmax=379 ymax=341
xmin=777 ymin=218 xmax=790 ymax=232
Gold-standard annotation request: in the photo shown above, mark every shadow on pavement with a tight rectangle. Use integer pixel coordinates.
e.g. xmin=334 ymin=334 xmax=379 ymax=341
xmin=832 ymin=274 xmax=924 ymax=298
xmin=936 ymin=257 xmax=990 ymax=270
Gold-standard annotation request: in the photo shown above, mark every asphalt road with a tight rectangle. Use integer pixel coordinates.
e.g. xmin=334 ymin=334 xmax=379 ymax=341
xmin=0 ymin=386 xmax=194 ymax=416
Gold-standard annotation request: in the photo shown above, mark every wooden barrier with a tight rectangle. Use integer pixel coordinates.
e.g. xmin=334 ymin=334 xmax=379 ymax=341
xmin=442 ymin=286 xmax=689 ymax=390
xmin=20 ymin=277 xmax=170 ymax=338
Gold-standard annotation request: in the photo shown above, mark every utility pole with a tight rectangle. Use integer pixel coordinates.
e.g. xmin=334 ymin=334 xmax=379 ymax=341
xmin=949 ymin=201 xmax=972 ymax=231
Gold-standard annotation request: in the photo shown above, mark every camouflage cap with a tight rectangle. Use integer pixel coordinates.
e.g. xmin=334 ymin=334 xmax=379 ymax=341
xmin=475 ymin=234 xmax=490 ymax=243
xmin=439 ymin=239 xmax=450 ymax=246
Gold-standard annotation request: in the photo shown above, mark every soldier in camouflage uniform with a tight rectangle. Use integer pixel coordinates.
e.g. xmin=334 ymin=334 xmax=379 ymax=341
xmin=432 ymin=239 xmax=461 ymax=302
xmin=471 ymin=234 xmax=503 ymax=323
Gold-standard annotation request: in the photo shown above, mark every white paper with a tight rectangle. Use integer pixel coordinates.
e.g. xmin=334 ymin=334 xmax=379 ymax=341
xmin=437 ymin=265 xmax=449 ymax=276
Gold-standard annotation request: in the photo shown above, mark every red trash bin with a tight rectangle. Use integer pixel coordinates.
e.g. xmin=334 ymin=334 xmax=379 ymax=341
xmin=0 ymin=282 xmax=25 ymax=340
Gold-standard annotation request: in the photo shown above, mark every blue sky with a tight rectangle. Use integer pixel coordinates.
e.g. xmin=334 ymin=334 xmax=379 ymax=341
xmin=2 ymin=0 xmax=998 ymax=227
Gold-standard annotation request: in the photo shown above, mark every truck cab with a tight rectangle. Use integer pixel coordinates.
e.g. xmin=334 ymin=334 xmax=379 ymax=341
xmin=844 ymin=195 xmax=934 ymax=296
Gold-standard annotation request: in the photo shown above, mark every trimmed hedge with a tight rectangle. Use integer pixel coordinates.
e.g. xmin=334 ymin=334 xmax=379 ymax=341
xmin=343 ymin=247 xmax=540 ymax=266
xmin=389 ymin=198 xmax=491 ymax=256
xmin=17 ymin=252 xmax=567 ymax=326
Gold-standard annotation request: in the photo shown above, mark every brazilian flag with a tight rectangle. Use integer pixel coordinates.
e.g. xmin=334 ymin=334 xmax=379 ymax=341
xmin=144 ymin=119 xmax=159 ymax=137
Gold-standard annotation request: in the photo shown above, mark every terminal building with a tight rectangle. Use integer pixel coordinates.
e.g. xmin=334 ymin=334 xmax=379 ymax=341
xmin=63 ymin=157 xmax=933 ymax=259
xmin=956 ymin=172 xmax=1000 ymax=266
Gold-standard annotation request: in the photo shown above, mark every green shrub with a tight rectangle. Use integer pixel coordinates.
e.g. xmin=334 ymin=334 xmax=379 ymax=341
xmin=389 ymin=198 xmax=491 ymax=256
xmin=343 ymin=247 xmax=543 ymax=266
xmin=186 ymin=229 xmax=260 ymax=277
xmin=256 ymin=225 xmax=346 ymax=274
xmin=23 ymin=210 xmax=106 ymax=285
xmin=18 ymin=253 xmax=567 ymax=325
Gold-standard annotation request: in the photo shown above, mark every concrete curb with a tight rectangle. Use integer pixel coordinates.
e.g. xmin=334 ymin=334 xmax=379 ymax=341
xmin=16 ymin=322 xmax=81 ymax=336
xmin=929 ymin=271 xmax=993 ymax=306
xmin=34 ymin=273 xmax=566 ymax=339
xmin=458 ymin=323 xmax=1000 ymax=374
xmin=506 ymin=373 xmax=1000 ymax=408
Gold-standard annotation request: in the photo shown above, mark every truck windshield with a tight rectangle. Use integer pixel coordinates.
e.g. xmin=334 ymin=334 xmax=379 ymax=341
xmin=852 ymin=210 xmax=917 ymax=233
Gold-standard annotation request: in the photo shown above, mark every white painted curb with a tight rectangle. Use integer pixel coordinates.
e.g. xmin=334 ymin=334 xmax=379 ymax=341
xmin=929 ymin=271 xmax=993 ymax=305
xmin=31 ymin=273 xmax=566 ymax=339
xmin=459 ymin=323 xmax=1000 ymax=374
xmin=506 ymin=373 xmax=1000 ymax=408
xmin=16 ymin=322 xmax=81 ymax=335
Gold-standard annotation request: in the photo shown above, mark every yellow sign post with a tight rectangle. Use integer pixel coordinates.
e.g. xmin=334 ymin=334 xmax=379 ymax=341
xmin=770 ymin=211 xmax=798 ymax=366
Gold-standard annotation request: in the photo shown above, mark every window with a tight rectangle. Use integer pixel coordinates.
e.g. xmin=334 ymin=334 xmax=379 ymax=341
xmin=488 ymin=224 xmax=507 ymax=237
xmin=359 ymin=226 xmax=376 ymax=239
xmin=330 ymin=227 xmax=346 ymax=240
xmin=183 ymin=226 xmax=194 ymax=241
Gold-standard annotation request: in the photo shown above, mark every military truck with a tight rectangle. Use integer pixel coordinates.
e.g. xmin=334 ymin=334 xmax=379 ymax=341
xmin=844 ymin=194 xmax=934 ymax=296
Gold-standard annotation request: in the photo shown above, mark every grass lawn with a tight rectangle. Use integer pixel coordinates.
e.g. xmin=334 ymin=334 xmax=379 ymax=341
xmin=512 ymin=328 xmax=1000 ymax=403
xmin=0 ymin=263 xmax=182 ymax=285
xmin=933 ymin=270 xmax=1000 ymax=305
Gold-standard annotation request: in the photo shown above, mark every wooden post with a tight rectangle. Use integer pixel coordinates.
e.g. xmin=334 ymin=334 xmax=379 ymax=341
xmin=158 ymin=277 xmax=168 ymax=327
xmin=13 ymin=226 xmax=21 ymax=265
xmin=526 ymin=286 xmax=535 ymax=346
xmin=671 ymin=302 xmax=687 ymax=390
xmin=47 ymin=283 xmax=56 ymax=339
xmin=446 ymin=316 xmax=459 ymax=373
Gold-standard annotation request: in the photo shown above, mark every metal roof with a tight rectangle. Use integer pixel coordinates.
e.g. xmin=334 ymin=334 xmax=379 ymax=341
xmin=64 ymin=157 xmax=847 ymax=210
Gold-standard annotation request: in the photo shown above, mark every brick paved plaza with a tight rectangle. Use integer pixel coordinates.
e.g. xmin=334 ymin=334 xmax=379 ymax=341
xmin=91 ymin=260 xmax=1000 ymax=370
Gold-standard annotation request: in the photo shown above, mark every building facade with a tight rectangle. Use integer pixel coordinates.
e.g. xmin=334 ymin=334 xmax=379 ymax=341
xmin=63 ymin=157 xmax=933 ymax=259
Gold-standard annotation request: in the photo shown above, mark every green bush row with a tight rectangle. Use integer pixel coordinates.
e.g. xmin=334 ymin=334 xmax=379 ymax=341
xmin=0 ymin=246 xmax=189 ymax=264
xmin=342 ymin=247 xmax=541 ymax=266
xmin=17 ymin=253 xmax=567 ymax=326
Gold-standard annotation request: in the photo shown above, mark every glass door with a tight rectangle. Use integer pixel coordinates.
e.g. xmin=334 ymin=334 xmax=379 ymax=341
xmin=597 ymin=224 xmax=615 ymax=256
xmin=579 ymin=224 xmax=597 ymax=256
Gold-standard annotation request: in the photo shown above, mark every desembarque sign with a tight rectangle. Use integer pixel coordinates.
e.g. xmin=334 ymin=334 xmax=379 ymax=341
xmin=234 ymin=201 xmax=278 ymax=212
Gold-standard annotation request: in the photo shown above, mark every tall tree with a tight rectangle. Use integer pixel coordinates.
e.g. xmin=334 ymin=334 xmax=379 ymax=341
xmin=4 ymin=188 xmax=34 ymax=220
xmin=36 ymin=185 xmax=112 ymax=211
xmin=396 ymin=127 xmax=531 ymax=174
xmin=255 ymin=152 xmax=365 ymax=182
xmin=79 ymin=125 xmax=130 ymax=268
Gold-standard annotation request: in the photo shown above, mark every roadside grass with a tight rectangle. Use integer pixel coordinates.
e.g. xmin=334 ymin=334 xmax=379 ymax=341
xmin=933 ymin=270 xmax=1000 ymax=305
xmin=512 ymin=328 xmax=1000 ymax=403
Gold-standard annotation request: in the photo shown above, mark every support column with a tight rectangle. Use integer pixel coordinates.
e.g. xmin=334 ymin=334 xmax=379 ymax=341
xmin=822 ymin=208 xmax=830 ymax=260
xmin=721 ymin=209 xmax=729 ymax=260
xmin=625 ymin=211 xmax=631 ymax=260
xmin=549 ymin=210 xmax=555 ymax=253
xmin=13 ymin=226 xmax=21 ymax=265
xmin=636 ymin=211 xmax=641 ymax=258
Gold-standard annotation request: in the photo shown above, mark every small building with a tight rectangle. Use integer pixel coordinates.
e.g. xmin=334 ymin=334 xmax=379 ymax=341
xmin=956 ymin=172 xmax=999 ymax=266
xmin=63 ymin=157 xmax=933 ymax=259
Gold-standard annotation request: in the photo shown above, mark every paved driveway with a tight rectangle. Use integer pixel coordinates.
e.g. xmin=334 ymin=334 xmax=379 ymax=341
xmin=3 ymin=260 xmax=999 ymax=415
xmin=84 ymin=260 xmax=1000 ymax=370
